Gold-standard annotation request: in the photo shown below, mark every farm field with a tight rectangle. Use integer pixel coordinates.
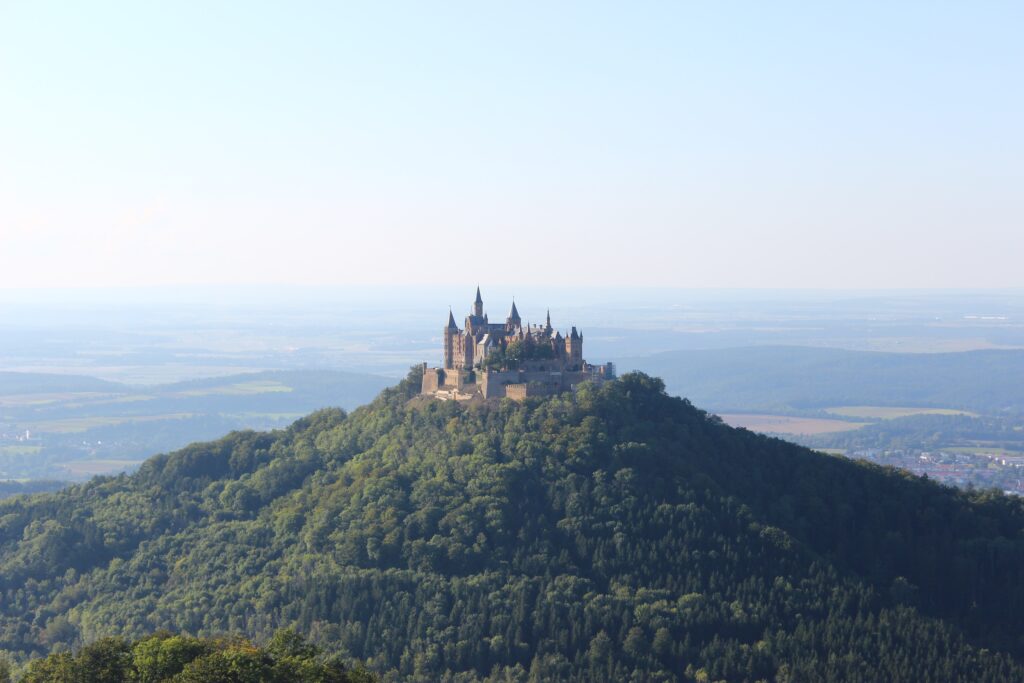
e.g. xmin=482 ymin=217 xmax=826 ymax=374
xmin=0 ymin=445 xmax=42 ymax=456
xmin=826 ymin=405 xmax=975 ymax=419
xmin=719 ymin=414 xmax=869 ymax=435
xmin=24 ymin=413 xmax=195 ymax=434
xmin=176 ymin=379 xmax=294 ymax=397
xmin=0 ymin=392 xmax=116 ymax=407
xmin=946 ymin=446 xmax=1024 ymax=457
xmin=229 ymin=412 xmax=306 ymax=421
xmin=58 ymin=459 xmax=145 ymax=476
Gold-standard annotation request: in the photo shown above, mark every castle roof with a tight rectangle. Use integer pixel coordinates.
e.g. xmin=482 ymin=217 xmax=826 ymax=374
xmin=508 ymin=300 xmax=521 ymax=322
xmin=475 ymin=286 xmax=483 ymax=305
xmin=447 ymin=310 xmax=458 ymax=329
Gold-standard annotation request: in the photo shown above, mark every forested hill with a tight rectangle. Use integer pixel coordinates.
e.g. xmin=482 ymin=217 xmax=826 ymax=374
xmin=3 ymin=371 xmax=1024 ymax=681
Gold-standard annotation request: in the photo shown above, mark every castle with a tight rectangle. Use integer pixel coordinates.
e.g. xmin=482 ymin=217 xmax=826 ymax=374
xmin=421 ymin=287 xmax=615 ymax=400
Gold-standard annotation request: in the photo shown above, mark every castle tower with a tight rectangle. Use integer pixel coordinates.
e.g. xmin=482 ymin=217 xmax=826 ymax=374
xmin=552 ymin=329 xmax=563 ymax=358
xmin=473 ymin=286 xmax=483 ymax=317
xmin=443 ymin=309 xmax=458 ymax=369
xmin=566 ymin=326 xmax=583 ymax=368
xmin=463 ymin=329 xmax=474 ymax=368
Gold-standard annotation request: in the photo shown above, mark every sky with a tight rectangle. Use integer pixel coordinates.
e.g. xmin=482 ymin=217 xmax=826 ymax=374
xmin=1 ymin=2 xmax=1022 ymax=290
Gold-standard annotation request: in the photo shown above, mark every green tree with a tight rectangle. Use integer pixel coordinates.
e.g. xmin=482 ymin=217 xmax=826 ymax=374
xmin=588 ymin=630 xmax=612 ymax=670
xmin=74 ymin=637 xmax=132 ymax=683
xmin=624 ymin=626 xmax=647 ymax=659
xmin=652 ymin=627 xmax=672 ymax=659
xmin=132 ymin=633 xmax=214 ymax=683
xmin=20 ymin=653 xmax=77 ymax=683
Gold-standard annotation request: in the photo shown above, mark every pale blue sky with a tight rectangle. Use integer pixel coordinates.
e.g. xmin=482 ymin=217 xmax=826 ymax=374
xmin=1 ymin=2 xmax=1021 ymax=289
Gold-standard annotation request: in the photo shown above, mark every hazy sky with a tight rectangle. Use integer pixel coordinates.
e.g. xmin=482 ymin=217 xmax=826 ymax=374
xmin=2 ymin=2 xmax=1021 ymax=290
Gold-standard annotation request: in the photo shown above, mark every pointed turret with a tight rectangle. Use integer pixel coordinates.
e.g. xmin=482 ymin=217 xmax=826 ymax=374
xmin=570 ymin=326 xmax=579 ymax=339
xmin=508 ymin=300 xmax=521 ymax=323
xmin=473 ymin=286 xmax=483 ymax=317
xmin=545 ymin=309 xmax=552 ymax=332
xmin=443 ymin=309 xmax=459 ymax=370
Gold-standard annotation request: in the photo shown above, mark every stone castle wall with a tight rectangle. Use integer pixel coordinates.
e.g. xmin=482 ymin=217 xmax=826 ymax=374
xmin=422 ymin=366 xmax=442 ymax=393
xmin=504 ymin=384 xmax=529 ymax=401
xmin=480 ymin=369 xmax=519 ymax=399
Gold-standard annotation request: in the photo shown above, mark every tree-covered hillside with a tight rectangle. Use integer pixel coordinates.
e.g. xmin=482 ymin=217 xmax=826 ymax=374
xmin=2 ymin=371 xmax=1024 ymax=681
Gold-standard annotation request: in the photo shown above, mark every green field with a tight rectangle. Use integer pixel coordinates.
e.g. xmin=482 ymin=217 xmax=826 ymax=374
xmin=233 ymin=412 xmax=306 ymax=421
xmin=64 ymin=394 xmax=156 ymax=408
xmin=0 ymin=392 xmax=117 ymax=408
xmin=720 ymin=414 xmax=869 ymax=435
xmin=946 ymin=446 xmax=1024 ymax=457
xmin=0 ymin=445 xmax=43 ymax=456
xmin=826 ymin=405 xmax=975 ymax=420
xmin=176 ymin=380 xmax=294 ymax=397
xmin=58 ymin=459 xmax=144 ymax=476
xmin=26 ymin=413 xmax=195 ymax=434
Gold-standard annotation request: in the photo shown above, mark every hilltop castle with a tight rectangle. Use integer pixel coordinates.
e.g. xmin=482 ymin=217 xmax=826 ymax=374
xmin=421 ymin=287 xmax=615 ymax=401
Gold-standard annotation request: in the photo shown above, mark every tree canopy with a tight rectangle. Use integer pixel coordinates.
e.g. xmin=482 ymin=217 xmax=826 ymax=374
xmin=13 ymin=629 xmax=373 ymax=683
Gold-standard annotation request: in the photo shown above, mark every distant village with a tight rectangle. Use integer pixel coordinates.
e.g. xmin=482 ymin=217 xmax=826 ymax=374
xmin=842 ymin=447 xmax=1024 ymax=496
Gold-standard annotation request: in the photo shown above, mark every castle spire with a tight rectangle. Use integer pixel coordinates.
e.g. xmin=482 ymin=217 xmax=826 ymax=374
xmin=545 ymin=309 xmax=552 ymax=332
xmin=447 ymin=308 xmax=458 ymax=329
xmin=508 ymin=300 xmax=521 ymax=324
xmin=473 ymin=286 xmax=483 ymax=317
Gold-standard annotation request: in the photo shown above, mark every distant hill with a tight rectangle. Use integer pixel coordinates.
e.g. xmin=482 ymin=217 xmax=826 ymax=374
xmin=0 ymin=480 xmax=66 ymax=500
xmin=2 ymin=371 xmax=1024 ymax=680
xmin=617 ymin=346 xmax=1024 ymax=414
xmin=0 ymin=372 xmax=128 ymax=395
